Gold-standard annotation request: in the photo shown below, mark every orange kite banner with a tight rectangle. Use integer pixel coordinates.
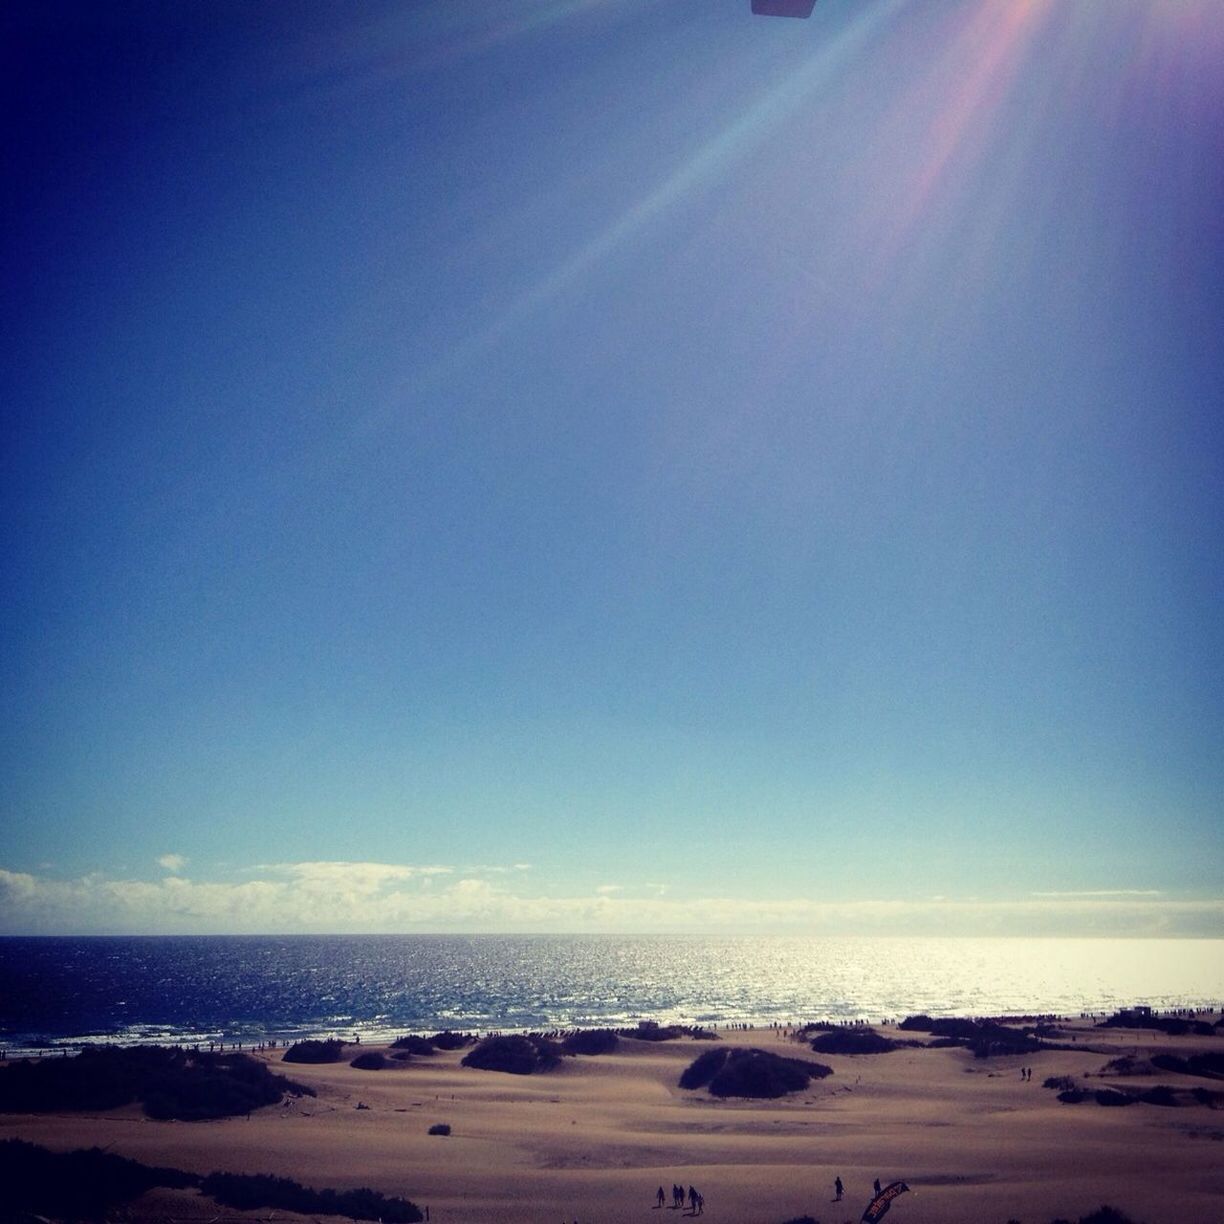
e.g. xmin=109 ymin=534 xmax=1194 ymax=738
xmin=861 ymin=1181 xmax=911 ymax=1223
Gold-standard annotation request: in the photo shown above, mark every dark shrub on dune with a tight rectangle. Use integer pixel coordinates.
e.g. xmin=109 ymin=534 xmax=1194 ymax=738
xmin=1097 ymin=1009 xmax=1211 ymax=1037
xmin=781 ymin=1217 xmax=821 ymax=1224
xmin=429 ymin=1030 xmax=474 ymax=1050
xmin=392 ymin=1035 xmax=438 ymax=1055
xmin=968 ymin=1027 xmax=1037 ymax=1058
xmin=563 ymin=1028 xmax=619 ymax=1055
xmin=390 ymin=1050 xmax=414 ymax=1061
xmin=1152 ymin=1051 xmax=1224 ymax=1079
xmin=143 ymin=1052 xmax=311 ymax=1121
xmin=0 ymin=1047 xmax=134 ymax=1112
xmin=1191 ymin=1051 xmax=1224 ymax=1074
xmin=933 ymin=1018 xmax=993 ymax=1040
xmin=463 ymin=1037 xmax=538 ymax=1075
xmin=462 ymin=1035 xmax=562 ymax=1075
xmin=350 ymin=1051 xmax=388 ymax=1070
xmin=619 ymin=1020 xmax=686 ymax=1041
xmin=1071 ymin=1208 xmax=1144 ymax=1224
xmin=902 ymin=1016 xmax=1040 ymax=1059
xmin=283 ymin=1038 xmax=346 ymax=1064
xmin=0 ymin=1045 xmax=311 ymax=1120
xmin=428 ymin=1122 xmax=451 ymax=1135
xmin=1069 ymin=1074 xmax=1208 ymax=1110
xmin=1138 ymin=1085 xmax=1179 ymax=1106
xmin=0 ymin=1138 xmax=197 ymax=1219
xmin=710 ymin=1051 xmax=828 ymax=1099
xmin=200 ymin=1170 xmax=422 ymax=1222
xmin=619 ymin=1020 xmax=716 ymax=1042
xmin=680 ymin=1048 xmax=833 ymax=1099
xmin=1094 ymin=1088 xmax=1136 ymax=1106
xmin=0 ymin=1142 xmax=431 ymax=1221
xmin=1043 ymin=1075 xmax=1078 ymax=1092
xmin=679 ymin=1049 xmax=730 ymax=1090
xmin=809 ymin=1029 xmax=898 ymax=1055
xmin=1150 ymin=1053 xmax=1186 ymax=1075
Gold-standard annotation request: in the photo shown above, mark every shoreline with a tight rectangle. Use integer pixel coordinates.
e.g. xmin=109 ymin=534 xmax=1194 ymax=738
xmin=4 ymin=1003 xmax=1221 ymax=1060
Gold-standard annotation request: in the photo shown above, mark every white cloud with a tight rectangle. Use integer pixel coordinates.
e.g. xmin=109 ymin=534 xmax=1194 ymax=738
xmin=0 ymin=862 xmax=1220 ymax=937
xmin=157 ymin=854 xmax=187 ymax=873
xmin=274 ymin=861 xmax=450 ymax=887
xmin=1030 ymin=889 xmax=1164 ymax=898
xmin=0 ymin=869 xmax=38 ymax=902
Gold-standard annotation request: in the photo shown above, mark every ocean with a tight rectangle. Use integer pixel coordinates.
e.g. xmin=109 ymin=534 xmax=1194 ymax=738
xmin=1 ymin=934 xmax=1220 ymax=1054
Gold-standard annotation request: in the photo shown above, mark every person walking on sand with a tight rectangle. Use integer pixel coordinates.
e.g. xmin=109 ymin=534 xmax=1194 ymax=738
xmin=835 ymin=1175 xmax=844 ymax=1200
xmin=874 ymin=1178 xmax=882 ymax=1195
xmin=657 ymin=1186 xmax=666 ymax=1208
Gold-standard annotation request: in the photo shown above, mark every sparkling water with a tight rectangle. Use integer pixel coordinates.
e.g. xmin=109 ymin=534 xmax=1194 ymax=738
xmin=1 ymin=934 xmax=1219 ymax=1052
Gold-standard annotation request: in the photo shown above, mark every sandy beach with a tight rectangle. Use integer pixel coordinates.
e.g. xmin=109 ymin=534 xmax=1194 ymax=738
xmin=3 ymin=1015 xmax=1222 ymax=1224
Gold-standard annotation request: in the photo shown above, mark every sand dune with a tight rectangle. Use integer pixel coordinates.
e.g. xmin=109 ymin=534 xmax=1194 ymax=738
xmin=2 ymin=1015 xmax=1222 ymax=1223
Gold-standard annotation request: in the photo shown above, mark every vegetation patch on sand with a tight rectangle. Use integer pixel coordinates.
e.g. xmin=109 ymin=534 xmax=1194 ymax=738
xmin=428 ymin=1030 xmax=476 ymax=1050
xmin=680 ymin=1048 xmax=833 ymax=1098
xmin=898 ymin=1015 xmax=1044 ymax=1058
xmin=1151 ymin=1051 xmax=1224 ymax=1079
xmin=392 ymin=1035 xmax=440 ymax=1055
xmin=0 ymin=1138 xmax=197 ymax=1219
xmin=462 ymin=1034 xmax=565 ymax=1075
xmin=0 ymin=1139 xmax=426 ymax=1223
xmin=562 ymin=1028 xmax=620 ymax=1055
xmin=0 ymin=1045 xmax=312 ymax=1120
xmin=808 ymin=1028 xmax=900 ymax=1055
xmin=1045 ymin=1077 xmax=1220 ymax=1110
xmin=1097 ymin=1009 xmax=1215 ymax=1037
xmin=1044 ymin=1075 xmax=1079 ymax=1092
xmin=389 ymin=1031 xmax=475 ymax=1054
xmin=619 ymin=1020 xmax=717 ymax=1042
xmin=283 ymin=1038 xmax=347 ymax=1063
xmin=350 ymin=1050 xmax=389 ymax=1070
xmin=1051 ymin=1208 xmax=1145 ymax=1224
xmin=201 ymin=1170 xmax=423 ymax=1222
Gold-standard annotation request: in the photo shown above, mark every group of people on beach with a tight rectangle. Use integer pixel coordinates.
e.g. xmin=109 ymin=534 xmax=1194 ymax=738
xmin=654 ymin=1183 xmax=703 ymax=1214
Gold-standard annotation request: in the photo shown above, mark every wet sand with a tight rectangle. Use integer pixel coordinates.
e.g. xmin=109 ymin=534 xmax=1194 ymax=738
xmin=2 ymin=1015 xmax=1222 ymax=1223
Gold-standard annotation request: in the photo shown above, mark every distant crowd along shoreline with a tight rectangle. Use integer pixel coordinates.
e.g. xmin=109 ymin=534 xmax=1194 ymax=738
xmin=2 ymin=1005 xmax=1220 ymax=1060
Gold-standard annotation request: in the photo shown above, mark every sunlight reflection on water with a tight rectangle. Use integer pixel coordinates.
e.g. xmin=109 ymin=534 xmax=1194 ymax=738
xmin=0 ymin=935 xmax=1220 ymax=1048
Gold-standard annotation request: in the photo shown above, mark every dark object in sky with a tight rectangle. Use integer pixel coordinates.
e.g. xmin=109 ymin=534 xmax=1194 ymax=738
xmin=752 ymin=0 xmax=817 ymax=16
xmin=861 ymin=1181 xmax=911 ymax=1223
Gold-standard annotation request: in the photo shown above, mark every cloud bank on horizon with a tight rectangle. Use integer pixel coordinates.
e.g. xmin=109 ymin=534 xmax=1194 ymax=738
xmin=3 ymin=1 xmax=1222 ymax=938
xmin=1 ymin=860 xmax=1220 ymax=938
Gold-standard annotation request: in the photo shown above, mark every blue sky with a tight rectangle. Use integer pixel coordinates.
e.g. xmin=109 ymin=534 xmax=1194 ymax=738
xmin=3 ymin=0 xmax=1221 ymax=935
